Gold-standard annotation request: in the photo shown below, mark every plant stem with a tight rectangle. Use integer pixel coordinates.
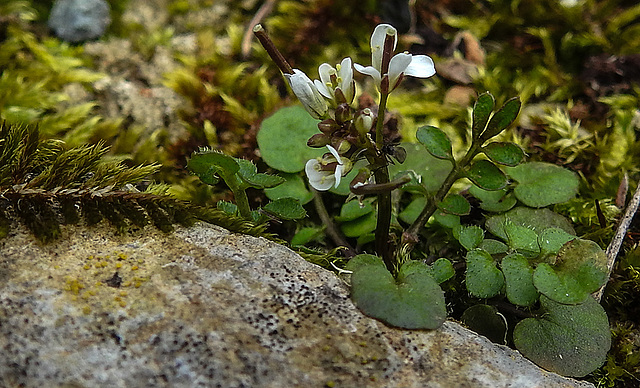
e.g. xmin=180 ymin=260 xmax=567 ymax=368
xmin=226 ymin=176 xmax=253 ymax=220
xmin=373 ymin=90 xmax=395 ymax=273
xmin=312 ymin=190 xmax=356 ymax=256
xmin=403 ymin=142 xmax=481 ymax=244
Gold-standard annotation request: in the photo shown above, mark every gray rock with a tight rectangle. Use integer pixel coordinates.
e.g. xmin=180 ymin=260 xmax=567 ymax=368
xmin=49 ymin=0 xmax=111 ymax=43
xmin=0 ymin=223 xmax=593 ymax=387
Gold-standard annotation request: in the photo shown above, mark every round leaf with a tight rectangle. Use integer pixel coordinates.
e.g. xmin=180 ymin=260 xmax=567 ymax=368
xmin=262 ymin=198 xmax=307 ymax=220
xmin=388 ymin=143 xmax=452 ymax=193
xmin=466 ymin=160 xmax=508 ymax=191
xmin=257 ymin=106 xmax=325 ymax=173
xmin=416 ymin=125 xmax=453 ymax=160
xmin=429 ymin=258 xmax=455 ymax=284
xmin=335 ymin=199 xmax=374 ymax=222
xmin=340 ymin=211 xmax=376 ymax=238
xmin=482 ymin=142 xmax=525 ymax=166
xmin=264 ymin=173 xmax=314 ymax=205
xmin=485 ymin=207 xmax=575 ymax=243
xmin=346 ymin=255 xmax=447 ymax=329
xmin=465 ymin=249 xmax=504 ymax=298
xmin=501 ymin=253 xmax=539 ymax=307
xmin=437 ymin=193 xmax=471 ymax=215
xmin=508 ymin=162 xmax=579 ymax=208
xmin=539 ymin=227 xmax=576 ymax=257
xmin=533 ymin=239 xmax=608 ymax=304
xmin=513 ymin=296 xmax=611 ymax=377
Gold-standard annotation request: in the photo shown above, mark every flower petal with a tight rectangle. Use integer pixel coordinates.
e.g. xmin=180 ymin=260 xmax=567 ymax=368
xmin=388 ymin=53 xmax=412 ymax=88
xmin=354 ymin=64 xmax=382 ymax=87
xmin=286 ymin=69 xmax=328 ymax=119
xmin=334 ymin=164 xmax=344 ymax=188
xmin=338 ymin=57 xmax=354 ymax=103
xmin=403 ymin=55 xmax=436 ymax=79
xmin=305 ymin=159 xmax=335 ymax=191
xmin=313 ymin=79 xmax=332 ymax=99
xmin=371 ymin=24 xmax=397 ymax=72
xmin=326 ymin=145 xmax=341 ymax=162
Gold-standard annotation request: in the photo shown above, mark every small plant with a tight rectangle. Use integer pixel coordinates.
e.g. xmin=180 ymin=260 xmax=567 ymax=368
xmin=252 ymin=22 xmax=612 ymax=377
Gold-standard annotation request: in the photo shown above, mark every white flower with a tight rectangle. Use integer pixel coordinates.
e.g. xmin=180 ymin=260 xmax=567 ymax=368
xmin=284 ymin=69 xmax=329 ymax=119
xmin=313 ymin=57 xmax=355 ymax=105
xmin=305 ymin=145 xmax=347 ymax=191
xmin=354 ymin=24 xmax=436 ymax=92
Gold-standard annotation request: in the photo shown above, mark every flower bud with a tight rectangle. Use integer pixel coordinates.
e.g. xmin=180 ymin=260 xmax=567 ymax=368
xmin=334 ymin=103 xmax=352 ymax=124
xmin=317 ymin=119 xmax=339 ymax=135
xmin=355 ymin=108 xmax=374 ymax=134
xmin=307 ymin=133 xmax=330 ymax=147
xmin=285 ymin=69 xmax=328 ymax=119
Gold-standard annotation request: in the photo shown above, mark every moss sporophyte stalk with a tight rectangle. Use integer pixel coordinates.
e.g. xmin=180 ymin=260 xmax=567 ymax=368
xmin=247 ymin=22 xmax=613 ymax=378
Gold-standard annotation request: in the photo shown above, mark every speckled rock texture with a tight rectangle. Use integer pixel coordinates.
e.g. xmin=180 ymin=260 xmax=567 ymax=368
xmin=48 ymin=0 xmax=111 ymax=43
xmin=0 ymin=223 xmax=593 ymax=388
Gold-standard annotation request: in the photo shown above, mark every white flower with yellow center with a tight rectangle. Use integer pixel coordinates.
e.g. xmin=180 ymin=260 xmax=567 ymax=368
xmin=305 ymin=145 xmax=349 ymax=191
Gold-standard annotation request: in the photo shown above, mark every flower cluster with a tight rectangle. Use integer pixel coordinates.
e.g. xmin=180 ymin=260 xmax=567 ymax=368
xmin=258 ymin=23 xmax=436 ymax=191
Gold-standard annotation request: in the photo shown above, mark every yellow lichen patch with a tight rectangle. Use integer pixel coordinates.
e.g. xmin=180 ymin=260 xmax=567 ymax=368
xmin=56 ymin=250 xmax=151 ymax=312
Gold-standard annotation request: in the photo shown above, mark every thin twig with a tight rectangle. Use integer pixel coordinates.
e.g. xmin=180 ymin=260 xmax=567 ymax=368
xmin=312 ymin=190 xmax=356 ymax=257
xmin=242 ymin=0 xmax=278 ymax=59
xmin=594 ymin=180 xmax=640 ymax=301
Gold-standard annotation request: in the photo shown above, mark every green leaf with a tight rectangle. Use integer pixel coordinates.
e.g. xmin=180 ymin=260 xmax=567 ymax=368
xmin=481 ymin=97 xmax=521 ymax=140
xmin=257 ymin=106 xmax=325 ymax=173
xmin=433 ymin=211 xmax=460 ymax=229
xmin=188 ymin=150 xmax=239 ymax=184
xmin=472 ymin=92 xmax=495 ymax=139
xmin=465 ymin=249 xmax=504 ymax=298
xmin=262 ymin=198 xmax=307 ymax=220
xmin=468 ymin=185 xmax=516 ymax=212
xmin=454 ymin=225 xmax=484 ymax=250
xmin=346 ymin=255 xmax=447 ymax=329
xmin=388 ymin=143 xmax=452 ymax=193
xmin=430 ymin=258 xmax=455 ymax=284
xmin=340 ymin=211 xmax=376 ymax=238
xmin=485 ymin=207 xmax=575 ymax=243
xmin=508 ymin=162 xmax=579 ymax=208
xmin=482 ymin=142 xmax=525 ymax=166
xmin=539 ymin=227 xmax=576 ymax=257
xmin=264 ymin=173 xmax=314 ymax=205
xmin=478 ymin=239 xmax=509 ymax=254
xmin=501 ymin=253 xmax=539 ymax=307
xmin=335 ymin=199 xmax=374 ymax=222
xmin=236 ymin=159 xmax=285 ymax=189
xmin=504 ymin=221 xmax=541 ymax=255
xmin=513 ymin=296 xmax=611 ymax=377
xmin=217 ymin=200 xmax=237 ymax=215
xmin=461 ymin=304 xmax=507 ymax=345
xmin=416 ymin=125 xmax=453 ymax=160
xmin=399 ymin=196 xmax=427 ymax=224
xmin=466 ymin=160 xmax=508 ymax=190
xmin=291 ymin=226 xmax=324 ymax=246
xmin=533 ymin=239 xmax=608 ymax=304
xmin=438 ymin=193 xmax=470 ymax=215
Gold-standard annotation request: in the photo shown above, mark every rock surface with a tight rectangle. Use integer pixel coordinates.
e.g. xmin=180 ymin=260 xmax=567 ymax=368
xmin=48 ymin=0 xmax=111 ymax=43
xmin=0 ymin=223 xmax=594 ymax=388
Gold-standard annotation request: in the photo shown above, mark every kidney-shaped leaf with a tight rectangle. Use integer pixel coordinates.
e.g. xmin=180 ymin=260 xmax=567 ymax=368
xmin=466 ymin=160 xmax=508 ymax=191
xmin=346 ymin=255 xmax=447 ymax=329
xmin=482 ymin=142 xmax=525 ymax=166
xmin=461 ymin=304 xmax=507 ymax=345
xmin=257 ymin=106 xmax=325 ymax=173
xmin=533 ymin=239 xmax=608 ymax=304
xmin=264 ymin=173 xmax=314 ymax=205
xmin=486 ymin=207 xmax=575 ymax=243
xmin=465 ymin=249 xmax=504 ymax=298
xmin=513 ymin=295 xmax=611 ymax=377
xmin=454 ymin=225 xmax=484 ymax=251
xmin=416 ymin=125 xmax=453 ymax=160
xmin=508 ymin=162 xmax=579 ymax=208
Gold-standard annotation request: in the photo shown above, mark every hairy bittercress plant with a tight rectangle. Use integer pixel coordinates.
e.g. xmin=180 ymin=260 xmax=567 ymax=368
xmin=251 ymin=22 xmax=611 ymax=377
